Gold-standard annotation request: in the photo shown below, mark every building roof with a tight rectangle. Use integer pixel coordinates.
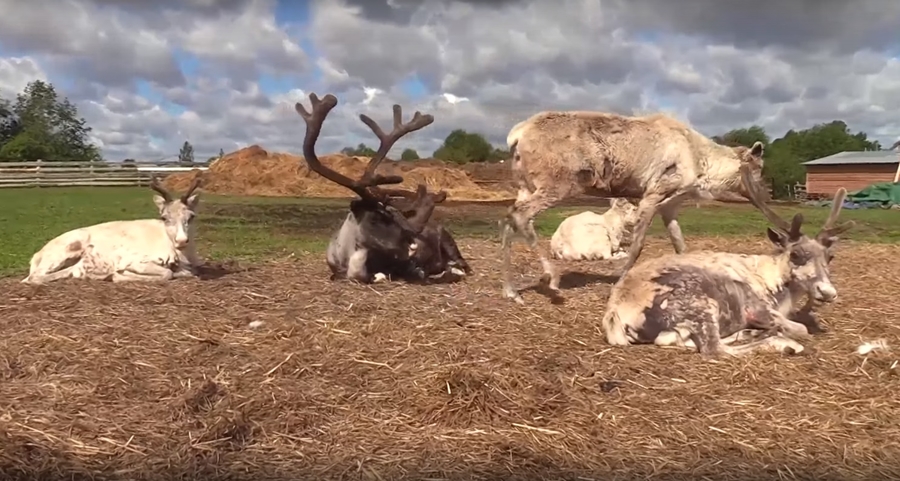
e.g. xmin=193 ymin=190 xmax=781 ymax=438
xmin=803 ymin=150 xmax=899 ymax=166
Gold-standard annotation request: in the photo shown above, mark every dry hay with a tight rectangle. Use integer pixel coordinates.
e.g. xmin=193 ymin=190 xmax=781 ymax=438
xmin=164 ymin=146 xmax=514 ymax=202
xmin=1 ymin=237 xmax=899 ymax=480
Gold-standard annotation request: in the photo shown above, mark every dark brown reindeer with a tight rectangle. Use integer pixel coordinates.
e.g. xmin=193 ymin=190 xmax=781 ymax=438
xmin=295 ymin=92 xmax=471 ymax=284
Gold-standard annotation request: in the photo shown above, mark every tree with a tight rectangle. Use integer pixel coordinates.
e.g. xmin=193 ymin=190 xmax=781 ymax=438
xmin=488 ymin=147 xmax=510 ymax=162
xmin=433 ymin=129 xmax=494 ymax=164
xmin=400 ymin=148 xmax=420 ymax=161
xmin=0 ymin=97 xmax=20 ymax=148
xmin=714 ymin=121 xmax=882 ymax=199
xmin=0 ymin=80 xmax=101 ymax=161
xmin=341 ymin=143 xmax=377 ymax=157
xmin=712 ymin=125 xmax=770 ymax=148
xmin=178 ymin=141 xmax=195 ymax=164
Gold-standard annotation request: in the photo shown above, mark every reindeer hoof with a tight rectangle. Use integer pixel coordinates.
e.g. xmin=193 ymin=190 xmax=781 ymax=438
xmin=773 ymin=337 xmax=804 ymax=355
xmin=373 ymin=272 xmax=388 ymax=283
xmin=408 ymin=242 xmax=418 ymax=257
xmin=503 ymin=286 xmax=525 ymax=304
xmin=450 ymin=267 xmax=465 ymax=276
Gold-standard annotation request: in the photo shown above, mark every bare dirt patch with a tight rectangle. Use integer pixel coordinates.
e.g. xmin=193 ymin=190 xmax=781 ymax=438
xmin=1 ymin=238 xmax=898 ymax=480
xmin=164 ymin=146 xmax=514 ymax=202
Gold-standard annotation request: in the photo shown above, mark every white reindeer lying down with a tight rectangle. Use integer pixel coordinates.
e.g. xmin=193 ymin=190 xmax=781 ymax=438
xmin=602 ymin=167 xmax=853 ymax=357
xmin=22 ymin=176 xmax=204 ymax=284
xmin=550 ymin=198 xmax=638 ymax=261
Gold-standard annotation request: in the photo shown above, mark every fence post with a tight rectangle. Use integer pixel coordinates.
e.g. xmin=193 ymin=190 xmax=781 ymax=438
xmin=36 ymin=159 xmax=42 ymax=188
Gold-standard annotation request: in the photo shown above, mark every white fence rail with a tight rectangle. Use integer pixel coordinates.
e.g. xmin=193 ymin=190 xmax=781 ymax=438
xmin=0 ymin=161 xmax=209 ymax=188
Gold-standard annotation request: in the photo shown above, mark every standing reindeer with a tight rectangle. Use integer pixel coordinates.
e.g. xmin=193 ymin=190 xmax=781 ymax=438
xmin=22 ymin=175 xmax=204 ymax=284
xmin=601 ymin=166 xmax=854 ymax=357
xmin=295 ymin=93 xmax=471 ymax=284
xmin=500 ymin=110 xmax=766 ymax=304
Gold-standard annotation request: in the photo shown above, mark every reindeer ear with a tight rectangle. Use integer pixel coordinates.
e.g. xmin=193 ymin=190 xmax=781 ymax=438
xmin=820 ymin=235 xmax=839 ymax=249
xmin=185 ymin=193 xmax=201 ymax=210
xmin=153 ymin=195 xmax=167 ymax=212
xmin=766 ymin=227 xmax=788 ymax=247
xmin=750 ymin=141 xmax=764 ymax=158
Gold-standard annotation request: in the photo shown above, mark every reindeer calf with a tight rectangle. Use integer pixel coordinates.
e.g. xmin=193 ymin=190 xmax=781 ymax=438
xmin=550 ymin=198 xmax=639 ymax=261
xmin=22 ymin=177 xmax=203 ymax=284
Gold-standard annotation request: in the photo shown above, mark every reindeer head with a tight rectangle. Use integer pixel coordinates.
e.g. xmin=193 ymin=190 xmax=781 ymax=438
xmin=295 ymin=92 xmax=446 ymax=256
xmin=610 ymin=197 xmax=639 ymax=221
xmin=149 ymin=174 xmax=202 ymax=250
xmin=740 ymin=165 xmax=854 ymax=303
xmin=732 ymin=141 xmax=766 ymax=199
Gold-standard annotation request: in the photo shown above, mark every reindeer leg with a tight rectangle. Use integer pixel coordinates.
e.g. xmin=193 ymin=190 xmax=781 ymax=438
xmin=770 ymin=309 xmax=812 ymax=341
xmin=720 ymin=331 xmax=805 ymax=356
xmin=28 ymin=264 xmax=83 ymax=284
xmin=438 ymin=227 xmax=471 ymax=276
xmin=618 ymin=193 xmax=665 ymax=276
xmin=346 ymin=248 xmax=377 ymax=283
xmin=500 ymin=220 xmax=523 ymax=302
xmin=659 ymin=200 xmax=687 ymax=255
xmin=113 ymin=262 xmax=175 ymax=282
xmin=501 ymin=188 xmax=564 ymax=303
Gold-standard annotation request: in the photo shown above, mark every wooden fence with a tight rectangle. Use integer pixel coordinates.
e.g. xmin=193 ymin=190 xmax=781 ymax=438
xmin=0 ymin=161 xmax=209 ymax=188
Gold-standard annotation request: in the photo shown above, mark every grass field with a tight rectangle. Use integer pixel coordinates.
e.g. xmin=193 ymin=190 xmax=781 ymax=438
xmin=2 ymin=186 xmax=898 ymax=276
xmin=2 ymin=186 xmax=900 ymax=480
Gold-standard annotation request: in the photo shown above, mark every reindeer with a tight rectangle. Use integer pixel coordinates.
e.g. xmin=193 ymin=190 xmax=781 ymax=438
xmin=550 ymin=198 xmax=640 ymax=261
xmin=601 ymin=166 xmax=854 ymax=357
xmin=500 ymin=110 xmax=766 ymax=304
xmin=295 ymin=93 xmax=471 ymax=284
xmin=22 ymin=175 xmax=204 ymax=284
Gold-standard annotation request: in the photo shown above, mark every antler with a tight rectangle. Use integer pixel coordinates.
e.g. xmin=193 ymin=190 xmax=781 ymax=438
xmin=358 ymin=104 xmax=433 ymax=182
xmin=295 ymin=92 xmax=445 ymax=205
xmin=739 ymin=164 xmax=802 ymax=239
xmin=149 ymin=175 xmax=173 ymax=202
xmin=816 ymin=188 xmax=855 ymax=240
xmin=180 ymin=172 xmax=203 ymax=202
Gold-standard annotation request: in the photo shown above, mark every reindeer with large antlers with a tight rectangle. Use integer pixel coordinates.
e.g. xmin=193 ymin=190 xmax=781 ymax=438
xmin=601 ymin=165 xmax=854 ymax=357
xmin=295 ymin=93 xmax=471 ymax=284
xmin=22 ymin=175 xmax=204 ymax=284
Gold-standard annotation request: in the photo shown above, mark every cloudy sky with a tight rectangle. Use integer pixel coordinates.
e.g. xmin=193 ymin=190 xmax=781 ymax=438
xmin=1 ymin=0 xmax=899 ymax=162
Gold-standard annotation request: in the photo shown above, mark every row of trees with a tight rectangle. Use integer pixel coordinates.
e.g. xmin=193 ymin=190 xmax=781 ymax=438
xmin=0 ymin=80 xmax=102 ymax=162
xmin=711 ymin=121 xmax=884 ymax=198
xmin=341 ymin=129 xmax=510 ymax=164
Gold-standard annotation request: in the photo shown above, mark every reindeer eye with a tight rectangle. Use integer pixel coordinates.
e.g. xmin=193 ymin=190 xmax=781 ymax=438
xmin=789 ymin=252 xmax=806 ymax=265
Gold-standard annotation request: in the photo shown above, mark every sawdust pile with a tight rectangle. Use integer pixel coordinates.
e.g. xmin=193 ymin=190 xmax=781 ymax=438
xmin=163 ymin=145 xmax=514 ymax=201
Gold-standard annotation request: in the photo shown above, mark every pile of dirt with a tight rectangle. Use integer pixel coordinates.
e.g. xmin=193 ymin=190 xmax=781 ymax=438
xmin=163 ymin=145 xmax=515 ymax=201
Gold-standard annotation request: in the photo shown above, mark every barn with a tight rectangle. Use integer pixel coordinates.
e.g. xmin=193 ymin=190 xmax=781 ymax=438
xmin=802 ymin=150 xmax=900 ymax=198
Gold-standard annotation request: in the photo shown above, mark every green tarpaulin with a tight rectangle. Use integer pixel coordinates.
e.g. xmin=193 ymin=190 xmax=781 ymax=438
xmin=845 ymin=182 xmax=900 ymax=207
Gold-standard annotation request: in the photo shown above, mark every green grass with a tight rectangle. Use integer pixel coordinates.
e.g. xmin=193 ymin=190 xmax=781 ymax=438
xmin=2 ymin=186 xmax=898 ymax=277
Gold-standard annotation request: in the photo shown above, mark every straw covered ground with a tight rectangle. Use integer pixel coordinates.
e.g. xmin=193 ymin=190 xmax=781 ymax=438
xmin=2 ymin=226 xmax=900 ymax=479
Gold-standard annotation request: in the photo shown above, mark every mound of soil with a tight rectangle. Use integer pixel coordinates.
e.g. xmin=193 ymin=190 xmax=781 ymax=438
xmin=164 ymin=145 xmax=515 ymax=201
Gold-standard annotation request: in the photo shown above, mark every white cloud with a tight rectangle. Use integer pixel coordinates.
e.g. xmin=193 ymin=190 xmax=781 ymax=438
xmin=0 ymin=57 xmax=47 ymax=98
xmin=1 ymin=0 xmax=899 ymax=162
